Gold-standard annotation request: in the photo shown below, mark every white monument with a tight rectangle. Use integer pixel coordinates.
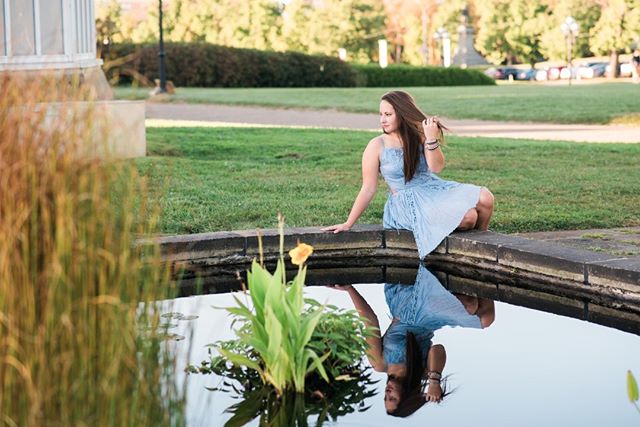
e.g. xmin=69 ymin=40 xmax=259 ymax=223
xmin=0 ymin=0 xmax=145 ymax=158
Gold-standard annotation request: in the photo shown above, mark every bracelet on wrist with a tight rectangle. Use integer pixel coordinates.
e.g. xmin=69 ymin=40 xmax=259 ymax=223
xmin=427 ymin=143 xmax=440 ymax=151
xmin=425 ymin=138 xmax=438 ymax=146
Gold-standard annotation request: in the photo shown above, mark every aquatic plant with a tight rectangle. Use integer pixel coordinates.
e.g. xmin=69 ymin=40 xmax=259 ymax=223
xmin=628 ymin=370 xmax=640 ymax=414
xmin=0 ymin=76 xmax=184 ymax=425
xmin=190 ymin=218 xmax=373 ymax=397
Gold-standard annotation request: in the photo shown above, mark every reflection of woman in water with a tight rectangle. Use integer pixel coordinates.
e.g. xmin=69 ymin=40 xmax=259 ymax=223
xmin=330 ymin=265 xmax=494 ymax=417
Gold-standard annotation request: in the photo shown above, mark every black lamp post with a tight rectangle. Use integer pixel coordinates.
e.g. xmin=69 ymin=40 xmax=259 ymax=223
xmin=158 ymin=0 xmax=167 ymax=93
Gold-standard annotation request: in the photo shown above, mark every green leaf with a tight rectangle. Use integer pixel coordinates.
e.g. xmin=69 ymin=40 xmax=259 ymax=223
xmin=218 ymin=349 xmax=263 ymax=375
xmin=264 ymin=306 xmax=283 ymax=363
xmin=628 ymin=370 xmax=639 ymax=402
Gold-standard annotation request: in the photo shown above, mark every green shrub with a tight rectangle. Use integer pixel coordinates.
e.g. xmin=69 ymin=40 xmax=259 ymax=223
xmin=352 ymin=63 xmax=495 ymax=87
xmin=101 ymin=42 xmax=357 ymax=87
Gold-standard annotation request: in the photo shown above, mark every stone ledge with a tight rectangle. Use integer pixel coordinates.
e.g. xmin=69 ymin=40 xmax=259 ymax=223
xmin=586 ymin=258 xmax=640 ymax=293
xmin=497 ymin=239 xmax=617 ymax=283
xmin=140 ymin=225 xmax=640 ymax=298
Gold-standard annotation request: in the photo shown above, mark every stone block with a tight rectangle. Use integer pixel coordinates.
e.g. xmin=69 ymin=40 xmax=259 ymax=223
xmin=448 ymin=231 xmax=533 ymax=262
xmin=385 ymin=229 xmax=417 ymax=251
xmin=498 ymin=286 xmax=585 ymax=320
xmin=587 ymin=303 xmax=640 ymax=335
xmin=155 ymin=231 xmax=246 ymax=261
xmin=446 ymin=274 xmax=499 ymax=300
xmin=385 ymin=267 xmax=420 ymax=285
xmin=305 ymin=267 xmax=384 ymax=287
xmin=242 ymin=225 xmax=384 ymax=257
xmin=586 ymin=258 xmax=640 ymax=293
xmin=497 ymin=239 xmax=615 ymax=282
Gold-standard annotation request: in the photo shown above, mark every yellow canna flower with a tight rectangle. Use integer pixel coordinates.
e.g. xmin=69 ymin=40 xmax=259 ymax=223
xmin=289 ymin=243 xmax=313 ymax=265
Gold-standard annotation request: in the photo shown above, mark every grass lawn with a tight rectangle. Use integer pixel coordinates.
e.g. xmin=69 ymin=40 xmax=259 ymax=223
xmin=116 ymin=84 xmax=640 ymax=125
xmin=136 ymin=125 xmax=640 ymax=235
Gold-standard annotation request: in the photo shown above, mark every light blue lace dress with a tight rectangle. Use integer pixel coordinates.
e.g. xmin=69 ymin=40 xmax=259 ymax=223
xmin=380 ymin=139 xmax=482 ymax=258
xmin=383 ymin=264 xmax=482 ymax=366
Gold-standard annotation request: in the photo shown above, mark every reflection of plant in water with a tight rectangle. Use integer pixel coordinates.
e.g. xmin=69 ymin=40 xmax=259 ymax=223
xmin=190 ymin=342 xmax=377 ymax=427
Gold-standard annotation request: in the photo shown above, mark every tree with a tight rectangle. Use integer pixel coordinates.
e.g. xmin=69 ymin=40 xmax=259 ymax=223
xmin=95 ymin=0 xmax=123 ymax=45
xmin=475 ymin=0 xmax=515 ymax=64
xmin=282 ymin=0 xmax=385 ymax=62
xmin=590 ymin=0 xmax=640 ymax=77
xmin=539 ymin=0 xmax=601 ymax=62
xmin=503 ymin=0 xmax=550 ymax=66
xmin=475 ymin=0 xmax=553 ymax=65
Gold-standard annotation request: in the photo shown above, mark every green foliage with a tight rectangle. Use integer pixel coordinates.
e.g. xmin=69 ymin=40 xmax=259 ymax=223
xmin=189 ymin=304 xmax=377 ymax=426
xmin=475 ymin=0 xmax=515 ymax=64
xmin=352 ymin=63 xmax=495 ymax=86
xmin=538 ymin=0 xmax=601 ymax=61
xmin=193 ymin=226 xmax=366 ymax=396
xmin=188 ymin=232 xmax=373 ymax=396
xmin=589 ymin=0 xmax=640 ymax=55
xmin=282 ymin=0 xmax=386 ymax=63
xmin=102 ymin=42 xmax=357 ymax=87
xmin=628 ymin=370 xmax=640 ymax=415
xmin=0 ymin=76 xmax=185 ymax=425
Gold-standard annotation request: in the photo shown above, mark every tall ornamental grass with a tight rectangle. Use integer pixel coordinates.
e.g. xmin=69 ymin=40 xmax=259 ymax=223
xmin=0 ymin=75 xmax=184 ymax=426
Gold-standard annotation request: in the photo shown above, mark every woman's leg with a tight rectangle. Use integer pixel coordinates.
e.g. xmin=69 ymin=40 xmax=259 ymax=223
xmin=456 ymin=208 xmax=478 ymax=230
xmin=474 ymin=188 xmax=494 ymax=230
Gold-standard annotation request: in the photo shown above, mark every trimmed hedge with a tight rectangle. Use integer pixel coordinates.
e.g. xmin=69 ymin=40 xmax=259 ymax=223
xmin=101 ymin=42 xmax=495 ymax=88
xmin=101 ymin=42 xmax=357 ymax=87
xmin=352 ymin=63 xmax=495 ymax=87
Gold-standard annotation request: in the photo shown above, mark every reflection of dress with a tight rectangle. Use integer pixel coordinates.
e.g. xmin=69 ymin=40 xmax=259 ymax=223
xmin=380 ymin=140 xmax=482 ymax=258
xmin=383 ymin=265 xmax=481 ymax=366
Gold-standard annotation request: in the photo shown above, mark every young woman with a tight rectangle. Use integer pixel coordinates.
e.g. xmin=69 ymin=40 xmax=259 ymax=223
xmin=329 ymin=265 xmax=495 ymax=417
xmin=322 ymin=90 xmax=494 ymax=258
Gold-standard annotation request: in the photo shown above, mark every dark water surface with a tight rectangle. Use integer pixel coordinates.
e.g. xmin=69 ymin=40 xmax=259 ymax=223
xmin=164 ymin=264 xmax=640 ymax=427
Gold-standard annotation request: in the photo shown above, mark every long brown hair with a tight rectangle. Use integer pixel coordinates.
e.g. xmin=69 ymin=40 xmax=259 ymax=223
xmin=387 ymin=333 xmax=451 ymax=418
xmin=381 ymin=91 xmax=448 ymax=182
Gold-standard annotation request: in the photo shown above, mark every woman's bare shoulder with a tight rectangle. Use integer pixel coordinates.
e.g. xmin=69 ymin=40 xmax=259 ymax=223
xmin=366 ymin=135 xmax=385 ymax=149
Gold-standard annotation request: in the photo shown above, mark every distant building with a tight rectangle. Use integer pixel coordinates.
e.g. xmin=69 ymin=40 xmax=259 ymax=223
xmin=0 ymin=0 xmax=101 ymax=72
xmin=0 ymin=0 xmax=146 ymax=158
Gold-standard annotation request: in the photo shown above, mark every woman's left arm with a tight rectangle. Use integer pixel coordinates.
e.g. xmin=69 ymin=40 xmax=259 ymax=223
xmin=422 ymin=117 xmax=445 ymax=173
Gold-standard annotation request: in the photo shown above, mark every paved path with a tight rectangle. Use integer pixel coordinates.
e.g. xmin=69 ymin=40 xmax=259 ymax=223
xmin=146 ymin=102 xmax=640 ymax=143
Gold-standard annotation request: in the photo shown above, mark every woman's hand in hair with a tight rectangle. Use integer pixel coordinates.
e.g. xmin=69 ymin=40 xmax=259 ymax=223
xmin=422 ymin=116 xmax=440 ymax=141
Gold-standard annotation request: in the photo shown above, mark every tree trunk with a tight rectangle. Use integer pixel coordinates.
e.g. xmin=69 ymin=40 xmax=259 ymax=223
xmin=608 ymin=50 xmax=619 ymax=79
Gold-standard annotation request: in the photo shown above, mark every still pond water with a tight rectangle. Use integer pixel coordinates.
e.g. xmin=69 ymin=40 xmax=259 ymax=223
xmin=164 ymin=264 xmax=640 ymax=427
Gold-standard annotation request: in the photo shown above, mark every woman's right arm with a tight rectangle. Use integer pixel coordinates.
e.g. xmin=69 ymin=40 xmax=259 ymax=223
xmin=346 ymin=286 xmax=385 ymax=371
xmin=329 ymin=285 xmax=384 ymax=371
xmin=322 ymin=138 xmax=381 ymax=233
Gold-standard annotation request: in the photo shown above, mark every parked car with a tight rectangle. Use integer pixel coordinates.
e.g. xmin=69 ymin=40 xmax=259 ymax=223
xmin=579 ymin=62 xmax=607 ymax=79
xmin=547 ymin=66 xmax=565 ymax=80
xmin=516 ymin=68 xmax=536 ymax=80
xmin=535 ymin=69 xmax=549 ymax=81
xmin=559 ymin=66 xmax=580 ymax=79
xmin=485 ymin=66 xmax=519 ymax=80
xmin=605 ymin=62 xmax=634 ymax=77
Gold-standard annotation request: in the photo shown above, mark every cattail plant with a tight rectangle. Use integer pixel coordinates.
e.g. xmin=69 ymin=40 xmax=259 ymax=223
xmin=0 ymin=75 xmax=185 ymax=426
